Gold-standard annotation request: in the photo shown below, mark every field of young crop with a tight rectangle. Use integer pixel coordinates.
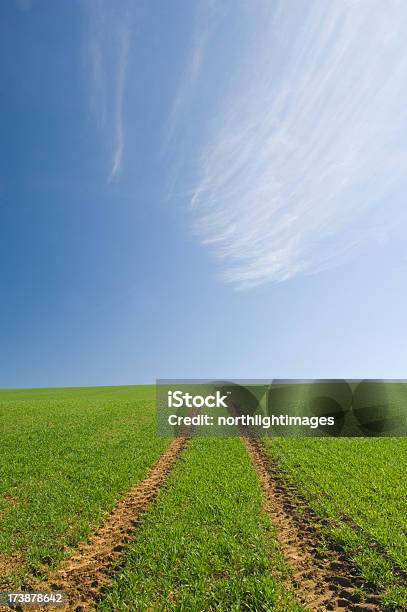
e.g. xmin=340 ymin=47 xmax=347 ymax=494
xmin=98 ymin=437 xmax=302 ymax=612
xmin=0 ymin=385 xmax=406 ymax=611
xmin=262 ymin=438 xmax=407 ymax=610
xmin=0 ymin=386 xmax=167 ymax=589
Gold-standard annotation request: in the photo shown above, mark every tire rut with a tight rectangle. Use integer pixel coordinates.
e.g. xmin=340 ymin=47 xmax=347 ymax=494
xmin=35 ymin=437 xmax=188 ymax=611
xmin=242 ymin=436 xmax=383 ymax=612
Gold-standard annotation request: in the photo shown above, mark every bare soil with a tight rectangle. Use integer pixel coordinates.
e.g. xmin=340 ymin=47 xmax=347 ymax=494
xmin=36 ymin=437 xmax=188 ymax=611
xmin=242 ymin=435 xmax=383 ymax=612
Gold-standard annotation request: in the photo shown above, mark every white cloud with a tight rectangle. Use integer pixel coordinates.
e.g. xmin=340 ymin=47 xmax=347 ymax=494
xmin=190 ymin=0 xmax=407 ymax=287
xmin=109 ymin=27 xmax=130 ymax=181
xmin=162 ymin=0 xmax=223 ymax=155
xmin=161 ymin=29 xmax=208 ymax=153
xmin=85 ymin=1 xmax=132 ymax=181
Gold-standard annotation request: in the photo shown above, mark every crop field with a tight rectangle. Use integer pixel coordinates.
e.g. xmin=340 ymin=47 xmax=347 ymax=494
xmin=98 ymin=437 xmax=301 ymax=612
xmin=0 ymin=385 xmax=406 ymax=611
xmin=0 ymin=386 xmax=167 ymax=589
xmin=263 ymin=438 xmax=407 ymax=610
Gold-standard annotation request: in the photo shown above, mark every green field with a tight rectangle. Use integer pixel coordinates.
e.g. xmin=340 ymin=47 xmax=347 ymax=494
xmin=99 ymin=437 xmax=301 ymax=611
xmin=263 ymin=438 xmax=407 ymax=609
xmin=0 ymin=385 xmax=406 ymax=610
xmin=0 ymin=386 xmax=167 ymax=588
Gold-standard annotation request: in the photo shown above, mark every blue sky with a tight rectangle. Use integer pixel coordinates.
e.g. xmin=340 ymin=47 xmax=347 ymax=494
xmin=1 ymin=0 xmax=407 ymax=388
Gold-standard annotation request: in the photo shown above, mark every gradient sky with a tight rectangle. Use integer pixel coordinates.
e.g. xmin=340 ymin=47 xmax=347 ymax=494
xmin=1 ymin=0 xmax=407 ymax=388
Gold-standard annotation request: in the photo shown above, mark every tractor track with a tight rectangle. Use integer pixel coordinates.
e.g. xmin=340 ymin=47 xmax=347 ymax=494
xmin=243 ymin=435 xmax=383 ymax=612
xmin=33 ymin=436 xmax=188 ymax=612
xmin=2 ymin=421 xmax=391 ymax=612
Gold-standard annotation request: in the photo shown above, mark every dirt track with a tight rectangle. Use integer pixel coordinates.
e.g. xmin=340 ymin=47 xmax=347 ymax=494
xmin=243 ymin=436 xmax=383 ymax=612
xmin=36 ymin=437 xmax=187 ymax=611
xmin=18 ymin=432 xmax=385 ymax=611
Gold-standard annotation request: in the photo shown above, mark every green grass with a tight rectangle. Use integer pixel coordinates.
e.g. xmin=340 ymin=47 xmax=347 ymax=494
xmin=1 ymin=384 xmax=405 ymax=610
xmin=98 ymin=437 xmax=302 ymax=612
xmin=0 ymin=385 xmax=167 ymax=588
xmin=263 ymin=437 xmax=407 ymax=610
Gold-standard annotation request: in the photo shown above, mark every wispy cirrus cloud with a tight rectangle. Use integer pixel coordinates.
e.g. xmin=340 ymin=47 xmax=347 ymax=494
xmin=162 ymin=0 xmax=222 ymax=155
xmin=85 ymin=1 xmax=132 ymax=181
xmin=109 ymin=27 xmax=130 ymax=181
xmin=161 ymin=29 xmax=208 ymax=154
xmin=189 ymin=0 xmax=407 ymax=287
